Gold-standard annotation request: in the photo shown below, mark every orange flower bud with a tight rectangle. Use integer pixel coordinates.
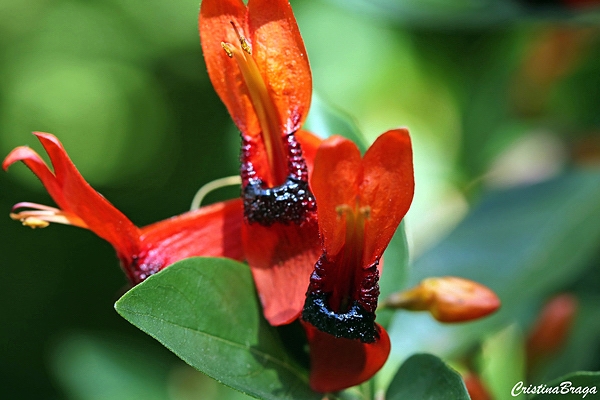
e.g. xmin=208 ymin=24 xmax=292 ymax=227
xmin=382 ymin=277 xmax=500 ymax=323
xmin=526 ymin=293 xmax=578 ymax=368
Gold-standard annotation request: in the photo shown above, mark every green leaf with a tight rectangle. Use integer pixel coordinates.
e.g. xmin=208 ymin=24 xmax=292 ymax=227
xmin=380 ymin=221 xmax=410 ymax=300
xmin=304 ymin=93 xmax=369 ymax=152
xmin=528 ymin=371 xmax=600 ymax=400
xmin=377 ymin=221 xmax=410 ymax=329
xmin=51 ymin=333 xmax=253 ymax=400
xmin=386 ymin=353 xmax=470 ymax=400
xmin=412 ymin=169 xmax=600 ymax=310
xmin=480 ymin=325 xmax=526 ymax=400
xmin=115 ymin=257 xmax=320 ymax=400
xmin=385 ymin=169 xmax=600 ymax=377
xmin=533 ymin=295 xmax=600 ymax=383
xmin=51 ymin=333 xmax=172 ymax=400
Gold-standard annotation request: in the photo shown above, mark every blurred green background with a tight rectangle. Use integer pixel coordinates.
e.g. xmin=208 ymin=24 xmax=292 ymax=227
xmin=1 ymin=0 xmax=600 ymax=398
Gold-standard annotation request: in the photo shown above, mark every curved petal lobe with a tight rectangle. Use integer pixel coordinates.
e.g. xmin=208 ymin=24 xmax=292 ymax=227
xmin=310 ymin=136 xmax=362 ymax=257
xmin=361 ymin=129 xmax=414 ymax=265
xmin=199 ymin=0 xmax=259 ymax=137
xmin=303 ymin=321 xmax=391 ymax=393
xmin=248 ymin=0 xmax=312 ymax=134
xmin=4 ymin=133 xmax=140 ymax=261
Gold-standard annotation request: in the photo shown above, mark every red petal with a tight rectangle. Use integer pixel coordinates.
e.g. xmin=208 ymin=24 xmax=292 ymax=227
xmin=243 ymin=219 xmax=321 ymax=325
xmin=303 ymin=321 xmax=391 ymax=393
xmin=139 ymin=199 xmax=244 ymax=268
xmin=5 ymin=133 xmax=140 ymax=261
xmin=4 ymin=146 xmax=62 ymax=204
xmin=360 ymin=129 xmax=414 ymax=265
xmin=295 ymin=129 xmax=322 ymax=178
xmin=310 ymin=136 xmax=362 ymax=257
xmin=248 ymin=0 xmax=312 ymax=135
xmin=199 ymin=0 xmax=259 ymax=137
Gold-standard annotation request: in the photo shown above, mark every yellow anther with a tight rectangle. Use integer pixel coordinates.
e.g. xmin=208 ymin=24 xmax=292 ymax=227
xmin=229 ymin=21 xmax=252 ymax=54
xmin=19 ymin=217 xmax=50 ymax=229
xmin=359 ymin=206 xmax=371 ymax=219
xmin=221 ymin=42 xmax=234 ymax=58
xmin=335 ymin=204 xmax=353 ymax=218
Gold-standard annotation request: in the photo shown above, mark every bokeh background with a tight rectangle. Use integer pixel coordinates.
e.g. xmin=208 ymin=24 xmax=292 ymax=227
xmin=1 ymin=0 xmax=600 ymax=398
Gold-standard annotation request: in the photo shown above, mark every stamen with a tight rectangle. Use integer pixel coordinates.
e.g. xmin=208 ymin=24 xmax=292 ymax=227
xmin=16 ymin=217 xmax=50 ymax=229
xmin=335 ymin=204 xmax=352 ymax=218
xmin=359 ymin=206 xmax=371 ymax=219
xmin=221 ymin=21 xmax=288 ymax=186
xmin=229 ymin=21 xmax=251 ymax=54
xmin=190 ymin=175 xmax=242 ymax=211
xmin=221 ymin=42 xmax=234 ymax=58
xmin=9 ymin=202 xmax=87 ymax=229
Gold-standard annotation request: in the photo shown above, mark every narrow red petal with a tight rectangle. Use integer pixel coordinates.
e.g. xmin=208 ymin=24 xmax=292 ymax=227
xmin=310 ymin=135 xmax=362 ymax=256
xmin=247 ymin=0 xmax=312 ymax=135
xmin=360 ymin=129 xmax=414 ymax=265
xmin=139 ymin=199 xmax=244 ymax=268
xmin=295 ymin=129 xmax=322 ymax=178
xmin=199 ymin=0 xmax=260 ymax=138
xmin=3 ymin=146 xmax=62 ymax=204
xmin=303 ymin=322 xmax=391 ymax=393
xmin=32 ymin=133 xmax=140 ymax=261
xmin=243 ymin=219 xmax=321 ymax=325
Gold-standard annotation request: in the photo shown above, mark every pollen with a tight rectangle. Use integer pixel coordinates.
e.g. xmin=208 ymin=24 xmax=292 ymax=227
xmin=9 ymin=202 xmax=88 ymax=229
xmin=359 ymin=206 xmax=371 ymax=219
xmin=230 ymin=21 xmax=251 ymax=54
xmin=220 ymin=19 xmax=289 ymax=186
xmin=221 ymin=42 xmax=234 ymax=58
xmin=16 ymin=216 xmax=50 ymax=229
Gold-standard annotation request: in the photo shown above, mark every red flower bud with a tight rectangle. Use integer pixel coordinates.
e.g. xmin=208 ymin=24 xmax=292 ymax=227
xmin=526 ymin=293 xmax=578 ymax=368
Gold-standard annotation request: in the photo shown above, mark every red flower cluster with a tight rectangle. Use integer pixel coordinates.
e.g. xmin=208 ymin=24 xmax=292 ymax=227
xmin=4 ymin=0 xmax=419 ymax=393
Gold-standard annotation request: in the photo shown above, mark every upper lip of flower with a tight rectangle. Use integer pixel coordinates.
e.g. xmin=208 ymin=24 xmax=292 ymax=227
xmin=199 ymin=0 xmax=312 ymax=188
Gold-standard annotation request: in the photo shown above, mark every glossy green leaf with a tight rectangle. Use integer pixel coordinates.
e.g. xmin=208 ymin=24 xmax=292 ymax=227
xmin=377 ymin=221 xmax=410 ymax=329
xmin=386 ymin=353 xmax=470 ymax=400
xmin=412 ymin=169 xmax=600 ymax=308
xmin=304 ymin=93 xmax=369 ymax=152
xmin=480 ymin=325 xmax=526 ymax=400
xmin=533 ymin=295 xmax=600 ymax=383
xmin=115 ymin=257 xmax=319 ymax=400
xmin=528 ymin=371 xmax=600 ymax=400
xmin=385 ymin=169 xmax=600 ymax=373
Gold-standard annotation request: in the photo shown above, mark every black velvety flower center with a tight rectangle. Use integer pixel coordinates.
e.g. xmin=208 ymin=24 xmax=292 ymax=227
xmin=243 ymin=175 xmax=316 ymax=226
xmin=302 ymin=292 xmax=378 ymax=343
xmin=302 ymin=254 xmax=381 ymax=343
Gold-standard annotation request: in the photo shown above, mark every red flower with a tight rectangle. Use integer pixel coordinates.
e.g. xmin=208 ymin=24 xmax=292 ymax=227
xmin=4 ymin=132 xmax=244 ymax=284
xmin=200 ymin=0 xmax=321 ymax=326
xmin=302 ymin=129 xmax=415 ymax=391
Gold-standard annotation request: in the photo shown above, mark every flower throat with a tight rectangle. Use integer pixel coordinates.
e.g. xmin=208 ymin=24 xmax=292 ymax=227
xmin=222 ymin=21 xmax=315 ymax=226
